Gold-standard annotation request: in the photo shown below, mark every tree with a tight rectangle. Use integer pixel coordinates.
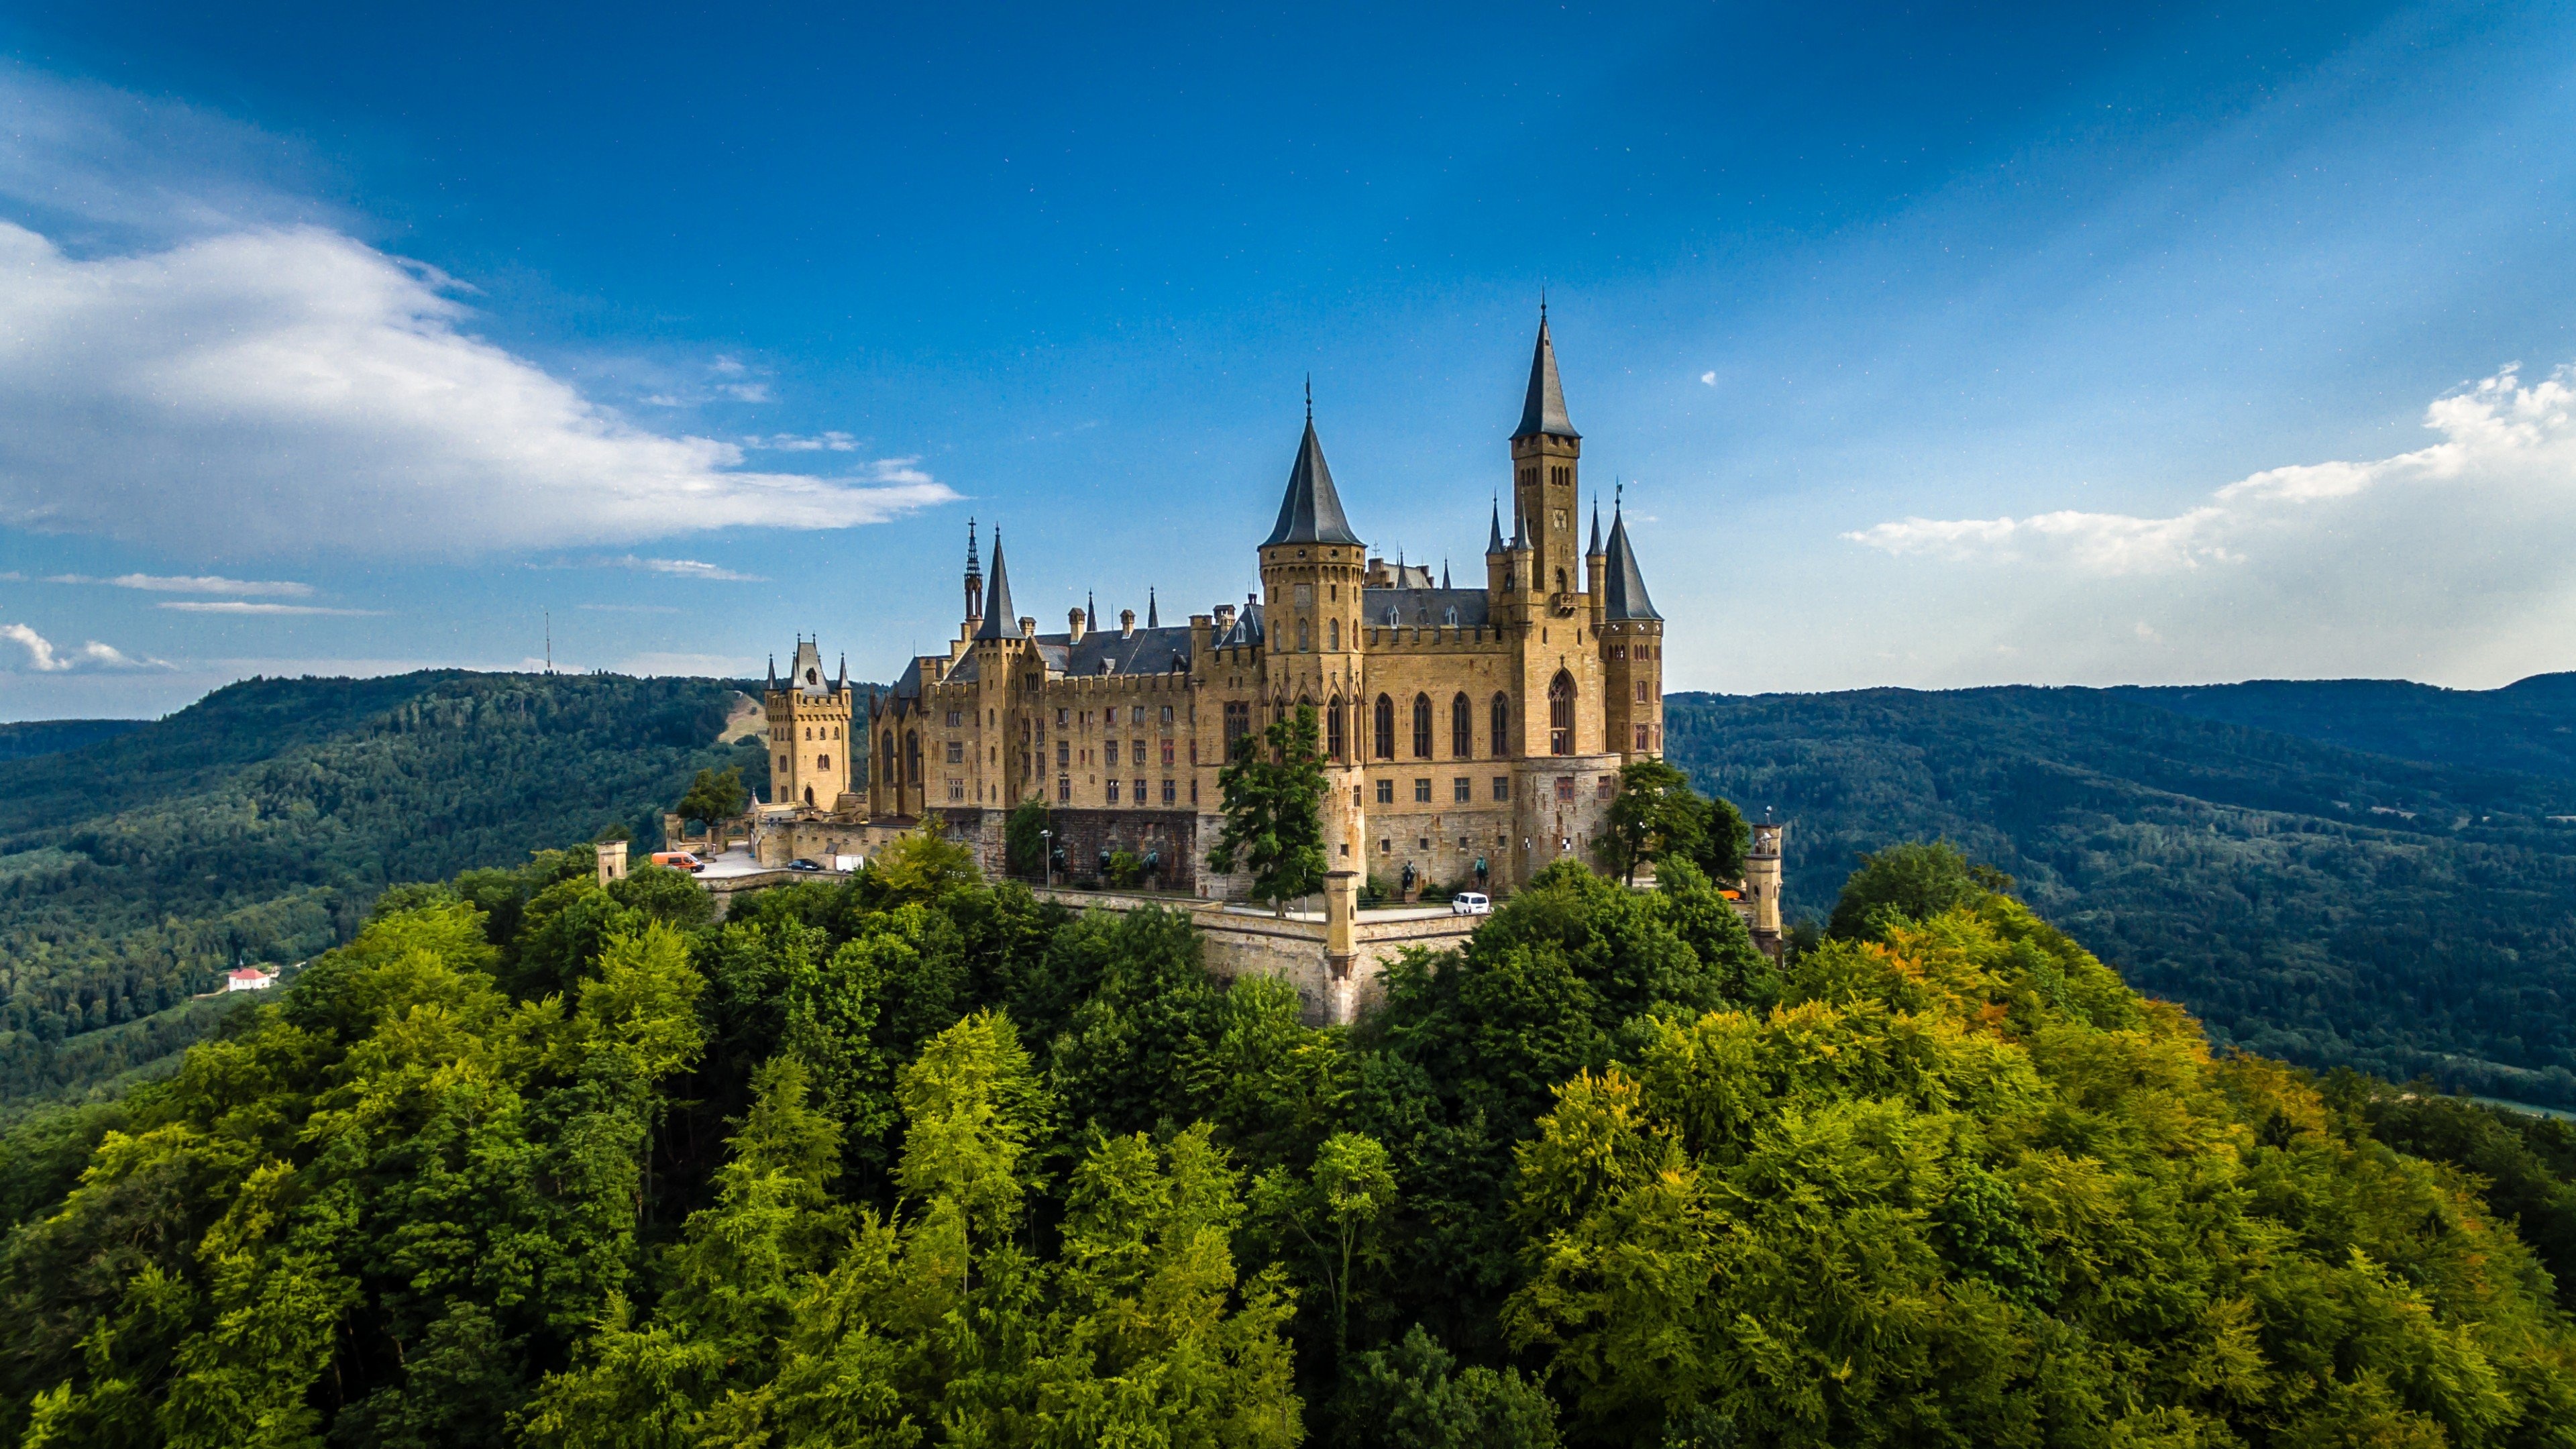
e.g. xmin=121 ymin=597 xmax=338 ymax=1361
xmin=1600 ymin=759 xmax=1707 ymax=885
xmin=674 ymin=765 xmax=747 ymax=830
xmin=1823 ymin=840 xmax=1984 ymax=941
xmin=1004 ymin=798 xmax=1053 ymax=880
xmin=1254 ymin=1130 xmax=1399 ymax=1362
xmin=1690 ymin=792 xmax=1750 ymax=883
xmin=1207 ymin=704 xmax=1330 ymax=916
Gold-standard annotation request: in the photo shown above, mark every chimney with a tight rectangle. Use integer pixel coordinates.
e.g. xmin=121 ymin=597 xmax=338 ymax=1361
xmin=1069 ymin=607 xmax=1087 ymax=643
xmin=1018 ymin=616 xmax=1036 ymax=637
xmin=1214 ymin=602 xmax=1237 ymax=631
xmin=1120 ymin=608 xmax=1136 ymax=638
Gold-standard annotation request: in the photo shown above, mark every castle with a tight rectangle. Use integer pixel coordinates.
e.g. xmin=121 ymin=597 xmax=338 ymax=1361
xmin=753 ymin=316 xmax=1688 ymax=904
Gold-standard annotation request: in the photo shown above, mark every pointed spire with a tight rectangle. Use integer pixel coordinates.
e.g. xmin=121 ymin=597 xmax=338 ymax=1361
xmin=1510 ymin=494 xmax=1528 ymax=551
xmin=974 ymin=528 xmax=1022 ymax=639
xmin=1485 ymin=498 xmax=1507 ymax=555
xmin=966 ymin=516 xmax=979 ymax=572
xmin=1442 ymin=559 xmax=1451 ymax=589
xmin=1603 ymin=492 xmax=1660 ymax=621
xmin=835 ymin=653 xmax=847 ymax=692
xmin=1511 ymin=311 xmax=1580 ymax=441
xmin=1147 ymin=588 xmax=1160 ymax=629
xmin=767 ymin=653 xmax=777 ymax=690
xmin=964 ymin=517 xmax=983 ymax=623
xmin=1587 ymin=498 xmax=1605 ymax=558
xmin=1086 ymin=591 xmax=1097 ymax=631
xmin=1262 ymin=407 xmax=1363 ymax=547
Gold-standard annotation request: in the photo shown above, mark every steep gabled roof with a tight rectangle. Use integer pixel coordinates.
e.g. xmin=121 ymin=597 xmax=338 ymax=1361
xmin=1511 ymin=315 xmax=1579 ymax=442
xmin=1485 ymin=500 xmax=1507 ymax=555
xmin=973 ymin=529 xmax=1021 ymax=639
xmin=1602 ymin=504 xmax=1660 ymax=621
xmin=1262 ymin=417 xmax=1363 ymax=547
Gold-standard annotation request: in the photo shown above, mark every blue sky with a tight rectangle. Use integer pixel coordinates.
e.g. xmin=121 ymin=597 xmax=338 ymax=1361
xmin=0 ymin=0 xmax=2571 ymax=717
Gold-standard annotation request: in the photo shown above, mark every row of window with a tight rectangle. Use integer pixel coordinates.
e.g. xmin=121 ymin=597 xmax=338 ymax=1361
xmin=773 ymin=724 xmax=843 ymax=741
xmin=1607 ymin=643 xmax=1662 ymax=661
xmin=1052 ymin=776 xmax=1195 ymax=807
xmin=1368 ymin=776 xmax=1510 ymax=804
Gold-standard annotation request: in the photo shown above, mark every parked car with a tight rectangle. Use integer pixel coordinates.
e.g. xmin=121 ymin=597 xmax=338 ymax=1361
xmin=1450 ymin=892 xmax=1491 ymax=916
xmin=650 ymin=851 xmax=708 ymax=873
xmin=787 ymin=858 xmax=823 ymax=872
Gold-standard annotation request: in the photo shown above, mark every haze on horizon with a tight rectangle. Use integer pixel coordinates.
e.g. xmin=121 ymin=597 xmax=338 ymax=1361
xmin=0 ymin=0 xmax=2569 ymax=719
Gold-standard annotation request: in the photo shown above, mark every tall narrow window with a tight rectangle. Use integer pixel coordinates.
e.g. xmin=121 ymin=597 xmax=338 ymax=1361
xmin=1328 ymin=618 xmax=1340 ymax=650
xmin=1491 ymin=694 xmax=1511 ymax=757
xmin=906 ymin=732 xmax=921 ymax=784
xmin=1450 ymin=692 xmax=1472 ymax=757
xmin=1549 ymin=672 xmax=1575 ymax=755
xmin=1411 ymin=694 xmax=1433 ymax=759
xmin=1374 ymin=694 xmax=1395 ymax=759
xmin=1298 ymin=618 xmax=1310 ymax=651
xmin=1224 ymin=700 xmax=1250 ymax=756
xmin=1327 ymin=696 xmax=1344 ymax=759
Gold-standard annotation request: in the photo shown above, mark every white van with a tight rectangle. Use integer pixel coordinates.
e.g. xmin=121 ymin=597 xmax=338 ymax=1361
xmin=1450 ymin=892 xmax=1491 ymax=916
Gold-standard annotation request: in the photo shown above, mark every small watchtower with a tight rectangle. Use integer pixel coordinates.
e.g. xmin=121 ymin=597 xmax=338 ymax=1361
xmin=765 ymin=637 xmax=854 ymax=810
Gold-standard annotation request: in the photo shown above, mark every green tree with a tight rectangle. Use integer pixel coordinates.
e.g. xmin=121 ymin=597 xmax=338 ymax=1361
xmin=1254 ymin=1130 xmax=1398 ymax=1361
xmin=1208 ymin=704 xmax=1330 ymax=915
xmin=674 ymin=765 xmax=747 ymax=830
xmin=1823 ymin=839 xmax=1984 ymax=941
xmin=1004 ymin=797 xmax=1053 ymax=880
xmin=1332 ymin=1324 xmax=1560 ymax=1448
xmin=1599 ymin=759 xmax=1708 ymax=885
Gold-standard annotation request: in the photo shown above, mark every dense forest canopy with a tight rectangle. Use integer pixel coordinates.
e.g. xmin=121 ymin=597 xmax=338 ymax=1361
xmin=0 ymin=672 xmax=767 ymax=1118
xmin=1664 ymin=680 xmax=2576 ymax=1106
xmin=0 ymin=828 xmax=2570 ymax=1447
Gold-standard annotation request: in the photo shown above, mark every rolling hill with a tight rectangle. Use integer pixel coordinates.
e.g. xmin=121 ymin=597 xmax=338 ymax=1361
xmin=0 ymin=671 xmax=768 ymax=1112
xmin=1666 ymin=676 xmax=2576 ymax=1105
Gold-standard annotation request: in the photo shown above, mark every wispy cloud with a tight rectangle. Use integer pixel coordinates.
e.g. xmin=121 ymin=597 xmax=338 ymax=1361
xmin=543 ymin=555 xmax=771 ymax=583
xmin=579 ymin=602 xmax=684 ymax=614
xmin=743 ymin=431 xmax=859 ymax=452
xmin=0 ymin=623 xmax=165 ymax=671
xmin=46 ymin=572 xmax=314 ymax=596
xmin=156 ymin=600 xmax=379 ymax=615
xmin=1839 ymin=364 xmax=2576 ymax=682
xmin=1847 ymin=366 xmax=2576 ymax=575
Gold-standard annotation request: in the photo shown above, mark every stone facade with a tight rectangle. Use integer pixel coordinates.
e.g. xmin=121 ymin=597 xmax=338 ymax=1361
xmin=844 ymin=315 xmax=1670 ymax=900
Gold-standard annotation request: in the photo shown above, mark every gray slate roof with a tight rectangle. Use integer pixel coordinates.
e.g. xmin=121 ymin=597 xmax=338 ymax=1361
xmin=1603 ymin=507 xmax=1660 ymax=621
xmin=1511 ymin=316 xmax=1580 ymax=441
xmin=1263 ymin=419 xmax=1363 ymax=547
xmin=972 ymin=531 xmax=1022 ymax=639
xmin=1362 ymin=587 xmax=1492 ymax=629
xmin=1035 ymin=625 xmax=1195 ymax=677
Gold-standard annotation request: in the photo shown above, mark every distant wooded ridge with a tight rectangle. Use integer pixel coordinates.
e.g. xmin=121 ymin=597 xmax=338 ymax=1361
xmin=1665 ymin=672 xmax=2576 ymax=1106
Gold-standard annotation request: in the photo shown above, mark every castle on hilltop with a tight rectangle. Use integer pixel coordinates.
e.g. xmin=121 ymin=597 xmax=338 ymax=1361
xmin=749 ymin=315 xmax=1715 ymax=909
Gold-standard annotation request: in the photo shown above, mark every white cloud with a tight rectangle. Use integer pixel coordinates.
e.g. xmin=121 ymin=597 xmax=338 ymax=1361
xmin=156 ymin=601 xmax=378 ymax=616
xmin=0 ymin=622 xmax=163 ymax=671
xmin=745 ymin=431 xmax=860 ymax=452
xmin=45 ymin=572 xmax=314 ymax=596
xmin=1837 ymin=364 xmax=2576 ymax=683
xmin=1699 ymin=372 xmax=1716 ymax=386
xmin=1849 ymin=365 xmax=2576 ymax=574
xmin=545 ymin=555 xmax=771 ymax=583
xmin=0 ymin=222 xmax=957 ymax=559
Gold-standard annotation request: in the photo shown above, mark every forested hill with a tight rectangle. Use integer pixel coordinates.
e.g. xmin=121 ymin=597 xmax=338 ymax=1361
xmin=0 ymin=719 xmax=144 ymax=763
xmin=0 ymin=670 xmax=767 ymax=1111
xmin=1665 ymin=679 xmax=2576 ymax=1106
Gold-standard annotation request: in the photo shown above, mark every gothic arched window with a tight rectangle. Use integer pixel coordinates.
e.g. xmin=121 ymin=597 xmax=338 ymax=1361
xmin=1491 ymin=693 xmax=1511 ymax=757
xmin=1549 ymin=672 xmax=1575 ymax=755
xmin=1298 ymin=617 xmax=1310 ymax=651
xmin=1328 ymin=618 xmax=1340 ymax=650
xmin=1373 ymin=694 xmax=1395 ymax=760
xmin=1451 ymin=692 xmax=1472 ymax=757
xmin=905 ymin=731 xmax=921 ymax=784
xmin=1412 ymin=694 xmax=1433 ymax=758
xmin=1327 ymin=696 xmax=1344 ymax=760
xmin=881 ymin=733 xmax=894 ymax=785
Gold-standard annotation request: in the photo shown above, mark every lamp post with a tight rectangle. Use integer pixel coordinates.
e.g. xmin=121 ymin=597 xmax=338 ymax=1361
xmin=1040 ymin=828 xmax=1053 ymax=890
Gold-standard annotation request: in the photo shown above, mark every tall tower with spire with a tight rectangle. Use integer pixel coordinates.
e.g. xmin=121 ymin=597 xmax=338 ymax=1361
xmin=1257 ymin=392 xmax=1368 ymax=859
xmin=963 ymin=519 xmax=983 ymax=638
xmin=1510 ymin=309 xmax=1583 ymax=607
